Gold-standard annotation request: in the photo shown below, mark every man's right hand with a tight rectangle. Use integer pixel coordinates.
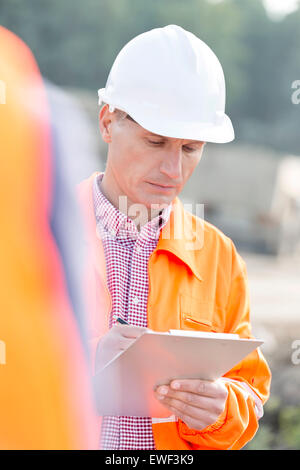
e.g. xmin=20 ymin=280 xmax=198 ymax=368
xmin=95 ymin=323 xmax=148 ymax=373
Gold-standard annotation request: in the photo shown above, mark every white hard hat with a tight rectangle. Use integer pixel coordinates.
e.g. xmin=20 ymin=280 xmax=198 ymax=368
xmin=98 ymin=24 xmax=234 ymax=144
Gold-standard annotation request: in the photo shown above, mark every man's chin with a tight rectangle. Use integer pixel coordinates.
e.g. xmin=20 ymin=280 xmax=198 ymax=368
xmin=125 ymin=186 xmax=176 ymax=211
xmin=144 ymin=193 xmax=174 ymax=209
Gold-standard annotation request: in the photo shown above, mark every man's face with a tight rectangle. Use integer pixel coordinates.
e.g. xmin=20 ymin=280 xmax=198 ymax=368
xmin=99 ymin=105 xmax=206 ymax=210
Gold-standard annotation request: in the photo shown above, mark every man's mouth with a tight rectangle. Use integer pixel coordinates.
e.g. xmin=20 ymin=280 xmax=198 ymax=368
xmin=147 ymin=181 xmax=176 ymax=191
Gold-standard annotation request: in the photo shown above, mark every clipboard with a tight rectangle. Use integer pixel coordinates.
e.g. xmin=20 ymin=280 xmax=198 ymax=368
xmin=94 ymin=329 xmax=263 ymax=417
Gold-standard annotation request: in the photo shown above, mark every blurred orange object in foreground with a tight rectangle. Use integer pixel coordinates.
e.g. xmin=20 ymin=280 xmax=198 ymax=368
xmin=0 ymin=26 xmax=98 ymax=449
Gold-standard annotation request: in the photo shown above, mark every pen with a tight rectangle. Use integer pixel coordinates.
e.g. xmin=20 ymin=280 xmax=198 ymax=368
xmin=116 ymin=317 xmax=129 ymax=325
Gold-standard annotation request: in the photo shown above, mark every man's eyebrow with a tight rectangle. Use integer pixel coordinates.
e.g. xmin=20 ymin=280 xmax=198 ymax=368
xmin=145 ymin=131 xmax=166 ymax=138
xmin=186 ymin=140 xmax=204 ymax=145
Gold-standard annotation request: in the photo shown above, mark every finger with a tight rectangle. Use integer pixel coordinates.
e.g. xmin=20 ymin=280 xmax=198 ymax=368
xmin=168 ymin=406 xmax=210 ymax=431
xmin=155 ymin=395 xmax=213 ymax=430
xmin=169 ymin=379 xmax=227 ymax=399
xmin=155 ymin=388 xmax=221 ymax=414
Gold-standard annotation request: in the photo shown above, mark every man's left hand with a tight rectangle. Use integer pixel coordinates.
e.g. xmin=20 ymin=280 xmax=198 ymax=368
xmin=154 ymin=379 xmax=228 ymax=431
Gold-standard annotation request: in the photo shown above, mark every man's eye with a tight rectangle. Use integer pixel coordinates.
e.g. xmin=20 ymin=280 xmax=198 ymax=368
xmin=183 ymin=146 xmax=197 ymax=153
xmin=148 ymin=140 xmax=164 ymax=146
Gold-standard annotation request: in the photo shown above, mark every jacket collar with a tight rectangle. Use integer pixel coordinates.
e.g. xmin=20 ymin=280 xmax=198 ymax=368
xmin=156 ymin=197 xmax=204 ymax=282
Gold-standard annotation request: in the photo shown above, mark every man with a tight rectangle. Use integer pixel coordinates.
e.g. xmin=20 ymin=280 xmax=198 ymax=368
xmin=78 ymin=24 xmax=271 ymax=450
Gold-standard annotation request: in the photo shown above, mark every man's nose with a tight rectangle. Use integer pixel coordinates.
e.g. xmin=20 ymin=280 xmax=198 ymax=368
xmin=159 ymin=148 xmax=182 ymax=180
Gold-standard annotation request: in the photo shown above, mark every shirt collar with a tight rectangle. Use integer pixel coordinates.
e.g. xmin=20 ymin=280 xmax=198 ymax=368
xmin=93 ymin=172 xmax=172 ymax=241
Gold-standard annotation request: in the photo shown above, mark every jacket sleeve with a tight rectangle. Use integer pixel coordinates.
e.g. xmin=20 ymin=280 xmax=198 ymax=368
xmin=177 ymin=240 xmax=272 ymax=450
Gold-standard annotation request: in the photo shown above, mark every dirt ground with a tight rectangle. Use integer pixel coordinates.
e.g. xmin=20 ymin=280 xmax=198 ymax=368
xmin=241 ymin=251 xmax=300 ymax=357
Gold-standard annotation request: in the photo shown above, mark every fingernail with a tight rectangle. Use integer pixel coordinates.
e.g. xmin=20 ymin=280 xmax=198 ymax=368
xmin=158 ymin=386 xmax=168 ymax=395
xmin=171 ymin=381 xmax=180 ymax=390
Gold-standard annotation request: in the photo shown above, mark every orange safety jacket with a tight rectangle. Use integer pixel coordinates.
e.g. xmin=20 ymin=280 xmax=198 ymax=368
xmin=78 ymin=172 xmax=271 ymax=450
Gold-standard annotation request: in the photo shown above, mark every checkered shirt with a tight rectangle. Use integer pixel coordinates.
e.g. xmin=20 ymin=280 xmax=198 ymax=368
xmin=93 ymin=172 xmax=172 ymax=450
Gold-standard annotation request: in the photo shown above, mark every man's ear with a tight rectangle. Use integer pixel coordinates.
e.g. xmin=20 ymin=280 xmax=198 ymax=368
xmin=99 ymin=104 xmax=113 ymax=143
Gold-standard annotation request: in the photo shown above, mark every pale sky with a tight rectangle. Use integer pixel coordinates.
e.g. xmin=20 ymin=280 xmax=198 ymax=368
xmin=262 ymin=0 xmax=299 ymax=19
xmin=207 ymin=0 xmax=299 ymax=20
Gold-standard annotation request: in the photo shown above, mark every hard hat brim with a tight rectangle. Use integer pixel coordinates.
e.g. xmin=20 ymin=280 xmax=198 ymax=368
xmin=98 ymin=90 xmax=234 ymax=144
xmin=128 ymin=109 xmax=235 ymax=144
